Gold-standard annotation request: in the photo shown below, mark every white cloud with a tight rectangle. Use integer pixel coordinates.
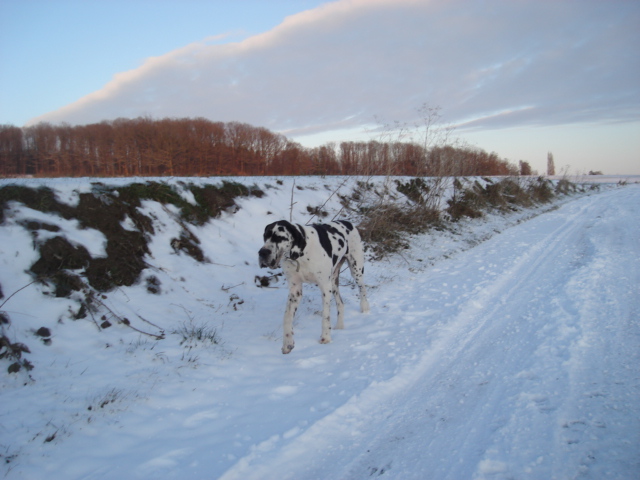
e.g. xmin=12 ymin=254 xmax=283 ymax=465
xmin=28 ymin=0 xmax=640 ymax=142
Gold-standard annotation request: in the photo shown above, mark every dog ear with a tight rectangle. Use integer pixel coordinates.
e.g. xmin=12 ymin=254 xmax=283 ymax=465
xmin=263 ymin=221 xmax=277 ymax=241
xmin=284 ymin=222 xmax=306 ymax=260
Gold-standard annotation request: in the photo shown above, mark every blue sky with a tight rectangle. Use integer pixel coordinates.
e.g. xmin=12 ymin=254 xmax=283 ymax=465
xmin=1 ymin=0 xmax=639 ymax=174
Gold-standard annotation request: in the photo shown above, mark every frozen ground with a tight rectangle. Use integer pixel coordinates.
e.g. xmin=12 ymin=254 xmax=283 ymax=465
xmin=0 ymin=176 xmax=638 ymax=479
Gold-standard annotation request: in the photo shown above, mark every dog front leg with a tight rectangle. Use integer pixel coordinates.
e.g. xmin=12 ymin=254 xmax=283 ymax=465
xmin=282 ymin=283 xmax=302 ymax=354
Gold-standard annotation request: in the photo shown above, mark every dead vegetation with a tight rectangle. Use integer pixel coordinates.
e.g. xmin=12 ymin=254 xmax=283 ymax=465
xmin=445 ymin=176 xmax=555 ymax=221
xmin=349 ymin=176 xmax=576 ymax=258
xmin=0 ymin=180 xmax=264 ymax=293
xmin=339 ymin=178 xmax=444 ymax=259
xmin=0 ymin=180 xmax=263 ymax=373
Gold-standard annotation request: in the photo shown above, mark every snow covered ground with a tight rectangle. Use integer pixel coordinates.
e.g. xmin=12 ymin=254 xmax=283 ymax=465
xmin=1 ymin=176 xmax=638 ymax=479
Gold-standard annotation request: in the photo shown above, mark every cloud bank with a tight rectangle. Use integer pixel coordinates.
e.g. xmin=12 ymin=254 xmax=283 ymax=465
xmin=28 ymin=0 xmax=640 ymax=139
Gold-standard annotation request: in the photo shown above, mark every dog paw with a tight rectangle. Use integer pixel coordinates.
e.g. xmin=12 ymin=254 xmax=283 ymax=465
xmin=282 ymin=344 xmax=295 ymax=354
xmin=361 ymin=299 xmax=370 ymax=314
xmin=319 ymin=336 xmax=332 ymax=344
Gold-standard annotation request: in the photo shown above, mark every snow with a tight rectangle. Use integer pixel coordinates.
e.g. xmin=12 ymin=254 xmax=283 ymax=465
xmin=1 ymin=176 xmax=639 ymax=479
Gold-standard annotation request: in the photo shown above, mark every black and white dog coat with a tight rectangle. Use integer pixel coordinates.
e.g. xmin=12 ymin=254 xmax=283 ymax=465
xmin=259 ymin=220 xmax=370 ymax=354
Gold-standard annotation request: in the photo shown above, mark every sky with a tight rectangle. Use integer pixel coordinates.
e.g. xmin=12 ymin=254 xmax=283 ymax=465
xmin=1 ymin=0 xmax=639 ymax=175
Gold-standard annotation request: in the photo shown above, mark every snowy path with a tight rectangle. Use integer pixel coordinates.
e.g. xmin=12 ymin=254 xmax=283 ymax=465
xmin=221 ymin=186 xmax=640 ymax=480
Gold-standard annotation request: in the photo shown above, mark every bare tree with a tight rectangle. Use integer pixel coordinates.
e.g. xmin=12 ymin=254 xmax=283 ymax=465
xmin=547 ymin=151 xmax=556 ymax=176
xmin=2 ymin=114 xmax=528 ymax=178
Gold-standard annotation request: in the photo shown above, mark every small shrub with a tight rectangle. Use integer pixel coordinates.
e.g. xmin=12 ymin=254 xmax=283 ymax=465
xmin=446 ymin=192 xmax=484 ymax=221
xmin=87 ymin=387 xmax=126 ymax=412
xmin=446 ymin=179 xmax=484 ymax=221
xmin=396 ymin=178 xmax=431 ymax=204
xmin=528 ymin=177 xmax=554 ymax=203
xmin=1 ymin=323 xmax=33 ymax=373
xmin=498 ymin=178 xmax=532 ymax=207
xmin=172 ymin=320 xmax=221 ymax=346
xmin=358 ymin=203 xmax=440 ymax=258
xmin=476 ymin=181 xmax=506 ymax=208
xmin=555 ymin=179 xmax=576 ymax=195
xmin=306 ymin=205 xmax=328 ymax=218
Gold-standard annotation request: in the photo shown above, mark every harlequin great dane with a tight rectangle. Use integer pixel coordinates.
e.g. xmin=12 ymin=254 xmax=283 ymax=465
xmin=259 ymin=220 xmax=370 ymax=354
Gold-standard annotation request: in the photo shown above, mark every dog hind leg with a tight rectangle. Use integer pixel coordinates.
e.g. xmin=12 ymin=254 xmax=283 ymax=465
xmin=319 ymin=282 xmax=334 ymax=344
xmin=347 ymin=230 xmax=370 ymax=314
xmin=333 ymin=260 xmax=345 ymax=329
xmin=347 ymin=256 xmax=370 ymax=314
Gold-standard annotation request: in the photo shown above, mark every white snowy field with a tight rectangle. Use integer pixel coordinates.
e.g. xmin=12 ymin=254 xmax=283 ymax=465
xmin=0 ymin=176 xmax=638 ymax=479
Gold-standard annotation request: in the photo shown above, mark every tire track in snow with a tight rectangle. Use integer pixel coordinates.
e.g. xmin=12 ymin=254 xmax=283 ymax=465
xmin=328 ymin=195 xmax=609 ymax=480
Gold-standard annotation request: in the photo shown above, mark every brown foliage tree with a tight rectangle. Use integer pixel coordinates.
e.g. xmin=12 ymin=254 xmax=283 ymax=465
xmin=0 ymin=118 xmax=522 ymax=178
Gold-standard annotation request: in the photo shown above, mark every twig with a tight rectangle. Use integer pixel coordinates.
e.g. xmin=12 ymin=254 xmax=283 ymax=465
xmin=121 ymin=321 xmax=165 ymax=340
xmin=171 ymin=303 xmax=195 ymax=321
xmin=210 ymin=261 xmax=235 ymax=268
xmin=0 ymin=279 xmax=39 ymax=310
xmin=289 ymin=179 xmax=297 ymax=222
xmin=396 ymin=251 xmax=411 ymax=265
xmin=82 ymin=299 xmax=103 ymax=332
xmin=307 ymin=176 xmax=349 ymax=225
xmin=330 ymin=205 xmax=346 ymax=223
xmin=97 ymin=296 xmax=164 ymax=339
xmin=136 ymin=313 xmax=164 ymax=332
xmin=221 ymin=282 xmax=245 ymax=292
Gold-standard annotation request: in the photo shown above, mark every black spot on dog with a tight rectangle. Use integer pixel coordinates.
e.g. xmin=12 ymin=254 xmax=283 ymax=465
xmin=337 ymin=220 xmax=354 ymax=232
xmin=313 ymin=223 xmax=348 ymax=265
xmin=313 ymin=224 xmax=334 ymax=260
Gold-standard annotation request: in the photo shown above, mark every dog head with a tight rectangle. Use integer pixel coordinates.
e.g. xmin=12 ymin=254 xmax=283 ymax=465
xmin=258 ymin=221 xmax=306 ymax=269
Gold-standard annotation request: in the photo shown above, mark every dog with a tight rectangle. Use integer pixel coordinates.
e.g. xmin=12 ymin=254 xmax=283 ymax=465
xmin=259 ymin=220 xmax=370 ymax=354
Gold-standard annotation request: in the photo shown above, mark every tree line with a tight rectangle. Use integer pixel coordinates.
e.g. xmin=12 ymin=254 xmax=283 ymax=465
xmin=0 ymin=117 xmax=524 ymax=178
